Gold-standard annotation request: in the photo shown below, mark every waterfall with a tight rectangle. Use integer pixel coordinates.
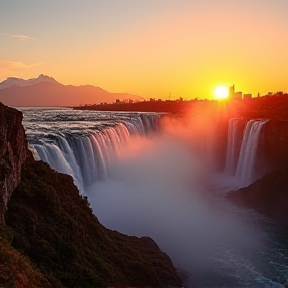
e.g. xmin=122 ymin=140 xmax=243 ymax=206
xmin=34 ymin=139 xmax=85 ymax=191
xmin=225 ymin=118 xmax=243 ymax=174
xmin=235 ymin=119 xmax=268 ymax=186
xmin=31 ymin=114 xmax=160 ymax=193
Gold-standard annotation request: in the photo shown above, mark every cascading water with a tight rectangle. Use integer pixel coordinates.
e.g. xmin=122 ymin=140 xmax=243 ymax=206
xmin=225 ymin=118 xmax=243 ymax=175
xmin=22 ymin=108 xmax=160 ymax=193
xmin=21 ymin=108 xmax=288 ymax=287
xmin=235 ymin=119 xmax=268 ymax=186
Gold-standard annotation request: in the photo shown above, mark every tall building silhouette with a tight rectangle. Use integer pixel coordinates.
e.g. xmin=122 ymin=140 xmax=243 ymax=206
xmin=229 ymin=84 xmax=235 ymax=99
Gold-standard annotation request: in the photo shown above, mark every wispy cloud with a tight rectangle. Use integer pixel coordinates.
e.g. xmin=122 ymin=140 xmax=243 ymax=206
xmin=3 ymin=33 xmax=36 ymax=41
xmin=0 ymin=61 xmax=43 ymax=71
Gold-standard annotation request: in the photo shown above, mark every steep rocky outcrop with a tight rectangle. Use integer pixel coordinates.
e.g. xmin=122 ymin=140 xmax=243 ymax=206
xmin=5 ymin=160 xmax=182 ymax=287
xmin=225 ymin=118 xmax=288 ymax=231
xmin=0 ymin=103 xmax=31 ymax=224
xmin=262 ymin=120 xmax=288 ymax=171
xmin=0 ymin=103 xmax=182 ymax=287
xmin=226 ymin=171 xmax=288 ymax=230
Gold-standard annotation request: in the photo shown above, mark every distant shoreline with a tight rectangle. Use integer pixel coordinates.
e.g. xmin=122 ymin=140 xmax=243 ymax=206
xmin=73 ymin=95 xmax=288 ymax=120
xmin=73 ymin=99 xmax=214 ymax=114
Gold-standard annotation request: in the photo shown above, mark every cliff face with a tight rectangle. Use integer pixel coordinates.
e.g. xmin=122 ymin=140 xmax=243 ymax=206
xmin=0 ymin=103 xmax=182 ymax=287
xmin=226 ymin=171 xmax=288 ymax=230
xmin=262 ymin=120 xmax=288 ymax=171
xmin=5 ymin=159 xmax=182 ymax=287
xmin=0 ymin=103 xmax=31 ymax=224
xmin=214 ymin=118 xmax=288 ymax=175
xmin=225 ymin=120 xmax=288 ymax=231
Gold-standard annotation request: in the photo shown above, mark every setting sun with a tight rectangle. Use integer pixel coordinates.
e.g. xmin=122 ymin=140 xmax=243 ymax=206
xmin=214 ymin=86 xmax=229 ymax=100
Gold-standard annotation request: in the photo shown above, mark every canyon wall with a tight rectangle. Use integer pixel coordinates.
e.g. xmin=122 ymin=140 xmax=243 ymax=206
xmin=226 ymin=119 xmax=288 ymax=231
xmin=226 ymin=171 xmax=288 ymax=229
xmin=262 ymin=120 xmax=288 ymax=171
xmin=0 ymin=103 xmax=31 ymax=224
xmin=212 ymin=117 xmax=288 ymax=174
xmin=0 ymin=103 xmax=182 ymax=287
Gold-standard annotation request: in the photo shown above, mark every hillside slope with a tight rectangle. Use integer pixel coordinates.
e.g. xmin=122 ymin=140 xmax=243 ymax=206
xmin=0 ymin=102 xmax=182 ymax=287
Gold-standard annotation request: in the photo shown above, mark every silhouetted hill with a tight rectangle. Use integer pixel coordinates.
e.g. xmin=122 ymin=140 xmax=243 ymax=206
xmin=0 ymin=75 xmax=143 ymax=107
xmin=75 ymin=99 xmax=212 ymax=114
xmin=75 ymin=95 xmax=288 ymax=119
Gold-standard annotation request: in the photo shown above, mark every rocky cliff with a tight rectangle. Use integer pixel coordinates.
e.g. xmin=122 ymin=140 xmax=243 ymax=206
xmin=262 ymin=120 xmax=288 ymax=171
xmin=225 ymin=118 xmax=288 ymax=230
xmin=226 ymin=170 xmax=288 ymax=230
xmin=213 ymin=116 xmax=288 ymax=175
xmin=0 ymin=103 xmax=182 ymax=287
xmin=0 ymin=103 xmax=31 ymax=224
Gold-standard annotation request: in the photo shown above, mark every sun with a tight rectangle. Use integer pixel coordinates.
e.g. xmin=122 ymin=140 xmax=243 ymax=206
xmin=214 ymin=86 xmax=229 ymax=100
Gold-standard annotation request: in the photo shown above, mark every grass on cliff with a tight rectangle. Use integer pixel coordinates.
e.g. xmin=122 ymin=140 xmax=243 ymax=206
xmin=0 ymin=229 xmax=53 ymax=288
xmin=4 ymin=160 xmax=181 ymax=288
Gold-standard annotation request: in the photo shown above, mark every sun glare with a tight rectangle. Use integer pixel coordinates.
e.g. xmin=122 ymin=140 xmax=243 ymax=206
xmin=214 ymin=86 xmax=229 ymax=100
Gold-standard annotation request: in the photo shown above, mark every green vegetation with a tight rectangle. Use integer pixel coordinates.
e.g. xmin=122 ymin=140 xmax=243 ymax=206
xmin=0 ymin=234 xmax=52 ymax=288
xmin=4 ymin=160 xmax=181 ymax=287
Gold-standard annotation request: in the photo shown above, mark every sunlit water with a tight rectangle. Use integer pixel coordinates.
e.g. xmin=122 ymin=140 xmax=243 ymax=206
xmin=20 ymin=108 xmax=288 ymax=287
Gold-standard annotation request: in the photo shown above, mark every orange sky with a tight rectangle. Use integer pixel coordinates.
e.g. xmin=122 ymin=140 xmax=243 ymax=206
xmin=1 ymin=0 xmax=287 ymax=100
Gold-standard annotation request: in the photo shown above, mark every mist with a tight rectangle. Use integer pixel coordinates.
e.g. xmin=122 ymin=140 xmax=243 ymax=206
xmin=86 ymin=117 xmax=264 ymax=286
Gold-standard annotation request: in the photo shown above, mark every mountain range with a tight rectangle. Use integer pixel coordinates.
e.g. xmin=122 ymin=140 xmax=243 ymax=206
xmin=0 ymin=75 xmax=144 ymax=107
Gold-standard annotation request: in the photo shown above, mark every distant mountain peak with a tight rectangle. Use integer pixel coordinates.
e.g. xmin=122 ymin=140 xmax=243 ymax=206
xmin=0 ymin=74 xmax=59 ymax=89
xmin=37 ymin=74 xmax=57 ymax=82
xmin=0 ymin=75 xmax=145 ymax=106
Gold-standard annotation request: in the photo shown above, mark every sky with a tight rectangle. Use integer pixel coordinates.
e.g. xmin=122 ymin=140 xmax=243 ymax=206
xmin=1 ymin=0 xmax=287 ymax=100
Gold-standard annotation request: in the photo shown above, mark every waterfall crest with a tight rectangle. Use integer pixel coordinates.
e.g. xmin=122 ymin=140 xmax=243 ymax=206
xmin=225 ymin=118 xmax=243 ymax=175
xmin=225 ymin=119 xmax=268 ymax=186
xmin=32 ymin=114 xmax=160 ymax=193
xmin=235 ymin=119 xmax=268 ymax=185
xmin=28 ymin=108 xmax=269 ymax=192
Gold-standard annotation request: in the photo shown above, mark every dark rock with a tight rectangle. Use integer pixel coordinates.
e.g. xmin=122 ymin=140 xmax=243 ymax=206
xmin=0 ymin=102 xmax=32 ymax=224
xmin=0 ymin=102 xmax=182 ymax=287
xmin=226 ymin=171 xmax=288 ymax=230
xmin=6 ymin=159 xmax=182 ymax=287
xmin=262 ymin=120 xmax=288 ymax=171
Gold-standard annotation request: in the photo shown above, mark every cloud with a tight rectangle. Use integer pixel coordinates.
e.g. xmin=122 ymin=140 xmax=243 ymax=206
xmin=0 ymin=61 xmax=43 ymax=71
xmin=3 ymin=33 xmax=36 ymax=41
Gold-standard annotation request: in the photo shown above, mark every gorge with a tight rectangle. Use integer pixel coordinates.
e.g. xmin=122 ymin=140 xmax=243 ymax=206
xmin=0 ymin=103 xmax=182 ymax=287
xmin=1 ymin=98 xmax=288 ymax=287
